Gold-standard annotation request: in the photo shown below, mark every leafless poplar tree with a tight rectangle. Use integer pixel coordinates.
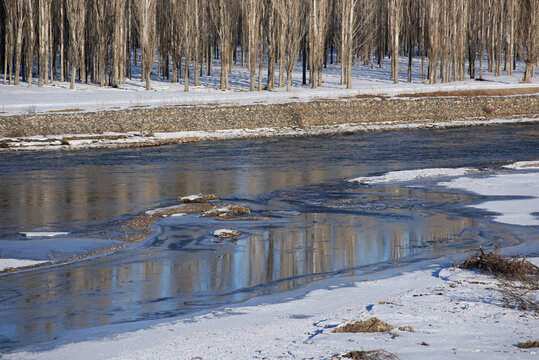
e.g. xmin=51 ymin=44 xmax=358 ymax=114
xmin=274 ymin=0 xmax=308 ymax=91
xmin=133 ymin=0 xmax=157 ymax=90
xmin=518 ymin=0 xmax=538 ymax=82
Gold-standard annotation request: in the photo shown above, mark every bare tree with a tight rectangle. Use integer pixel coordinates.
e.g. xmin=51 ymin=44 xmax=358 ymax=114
xmin=24 ymin=0 xmax=35 ymax=87
xmin=133 ymin=0 xmax=157 ymax=90
xmin=308 ymin=0 xmax=331 ymax=88
xmin=243 ymin=0 xmax=262 ymax=91
xmin=388 ymin=0 xmax=402 ymax=84
xmin=518 ymin=0 xmax=538 ymax=82
xmin=2 ymin=0 xmax=15 ymax=84
xmin=210 ymin=0 xmax=239 ymax=90
xmin=274 ymin=0 xmax=308 ymax=91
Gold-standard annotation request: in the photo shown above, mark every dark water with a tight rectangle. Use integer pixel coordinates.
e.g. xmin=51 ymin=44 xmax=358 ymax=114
xmin=0 ymin=124 xmax=538 ymax=351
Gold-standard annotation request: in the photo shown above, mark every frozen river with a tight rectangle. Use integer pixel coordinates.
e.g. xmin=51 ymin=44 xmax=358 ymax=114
xmin=1 ymin=124 xmax=538 ymax=351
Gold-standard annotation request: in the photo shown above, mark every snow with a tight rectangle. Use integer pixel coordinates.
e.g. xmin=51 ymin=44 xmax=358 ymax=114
xmin=144 ymin=205 xmax=185 ymax=216
xmin=180 ymin=194 xmax=203 ymax=202
xmin=503 ymin=160 xmax=539 ymax=170
xmin=0 ymin=259 xmax=48 ymax=272
xmin=169 ymin=213 xmax=186 ymax=217
xmin=20 ymin=232 xmax=69 ymax=238
xmin=439 ymin=172 xmax=539 ymax=226
xmin=0 ymin=55 xmax=536 ymax=117
xmin=350 ymin=167 xmax=476 ymax=184
xmin=6 ymin=257 xmax=537 ymax=360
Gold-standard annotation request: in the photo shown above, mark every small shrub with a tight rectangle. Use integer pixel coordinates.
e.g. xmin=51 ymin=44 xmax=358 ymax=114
xmin=500 ymin=280 xmax=538 ymax=312
xmin=26 ymin=105 xmax=37 ymax=114
xmin=457 ymin=248 xmax=538 ymax=281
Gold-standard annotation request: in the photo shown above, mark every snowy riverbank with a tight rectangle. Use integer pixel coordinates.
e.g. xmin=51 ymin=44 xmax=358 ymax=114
xmin=5 ymin=253 xmax=537 ymax=360
xmin=3 ymin=164 xmax=538 ymax=359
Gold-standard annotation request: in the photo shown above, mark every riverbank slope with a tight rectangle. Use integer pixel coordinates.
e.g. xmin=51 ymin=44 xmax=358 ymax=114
xmin=1 ymin=88 xmax=538 ymax=151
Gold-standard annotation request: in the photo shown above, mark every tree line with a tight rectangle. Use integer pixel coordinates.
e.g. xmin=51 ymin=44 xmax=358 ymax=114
xmin=0 ymin=0 xmax=537 ymax=92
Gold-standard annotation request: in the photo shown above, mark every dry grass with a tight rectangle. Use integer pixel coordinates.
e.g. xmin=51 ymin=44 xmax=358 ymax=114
xmin=516 ymin=340 xmax=539 ymax=349
xmin=47 ymin=108 xmax=85 ymax=113
xmin=333 ymin=318 xmax=396 ymax=333
xmin=457 ymin=248 xmax=539 ymax=281
xmin=398 ymin=326 xmax=415 ymax=332
xmin=395 ymin=87 xmax=539 ymax=98
xmin=458 ymin=248 xmax=538 ymax=312
xmin=338 ymin=350 xmax=399 ymax=360
xmin=499 ymin=280 xmax=538 ymax=312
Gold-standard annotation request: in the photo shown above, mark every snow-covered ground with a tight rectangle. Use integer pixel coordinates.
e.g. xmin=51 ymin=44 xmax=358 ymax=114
xmin=0 ymin=259 xmax=48 ymax=272
xmin=0 ymin=55 xmax=536 ymax=116
xmin=5 ymin=256 xmax=537 ymax=360
xmin=3 ymin=164 xmax=538 ymax=359
xmin=440 ymin=172 xmax=539 ymax=226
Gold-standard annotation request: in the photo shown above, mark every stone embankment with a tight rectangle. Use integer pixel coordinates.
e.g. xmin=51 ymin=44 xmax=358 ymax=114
xmin=0 ymin=93 xmax=537 ymax=146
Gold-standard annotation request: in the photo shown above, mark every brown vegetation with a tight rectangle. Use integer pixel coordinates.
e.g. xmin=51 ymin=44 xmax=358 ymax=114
xmin=458 ymin=248 xmax=539 ymax=281
xmin=396 ymin=87 xmax=539 ymax=98
xmin=458 ymin=248 xmax=538 ymax=312
xmin=516 ymin=340 xmax=539 ymax=349
xmin=333 ymin=318 xmax=396 ymax=333
xmin=47 ymin=108 xmax=85 ymax=113
xmin=199 ymin=205 xmax=251 ymax=218
xmin=338 ymin=350 xmax=399 ymax=360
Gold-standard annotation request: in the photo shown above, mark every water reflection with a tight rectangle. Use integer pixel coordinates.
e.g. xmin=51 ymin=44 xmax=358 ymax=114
xmin=1 ymin=124 xmax=538 ymax=350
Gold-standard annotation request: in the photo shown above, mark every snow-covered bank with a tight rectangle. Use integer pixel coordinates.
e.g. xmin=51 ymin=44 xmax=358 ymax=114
xmin=20 ymin=232 xmax=69 ymax=238
xmin=6 ymin=256 xmax=537 ymax=360
xmin=0 ymin=259 xmax=48 ymax=272
xmin=440 ymin=172 xmax=539 ymax=226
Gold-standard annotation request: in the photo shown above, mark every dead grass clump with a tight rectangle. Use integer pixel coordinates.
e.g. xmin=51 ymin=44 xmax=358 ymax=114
xmin=398 ymin=326 xmax=415 ymax=332
xmin=458 ymin=248 xmax=539 ymax=281
xmin=200 ymin=205 xmax=251 ymax=218
xmin=333 ymin=318 xmax=396 ymax=333
xmin=227 ymin=205 xmax=251 ymax=216
xmin=516 ymin=340 xmax=539 ymax=349
xmin=180 ymin=194 xmax=217 ymax=203
xmin=47 ymin=108 xmax=85 ymax=113
xmin=339 ymin=350 xmax=399 ymax=360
